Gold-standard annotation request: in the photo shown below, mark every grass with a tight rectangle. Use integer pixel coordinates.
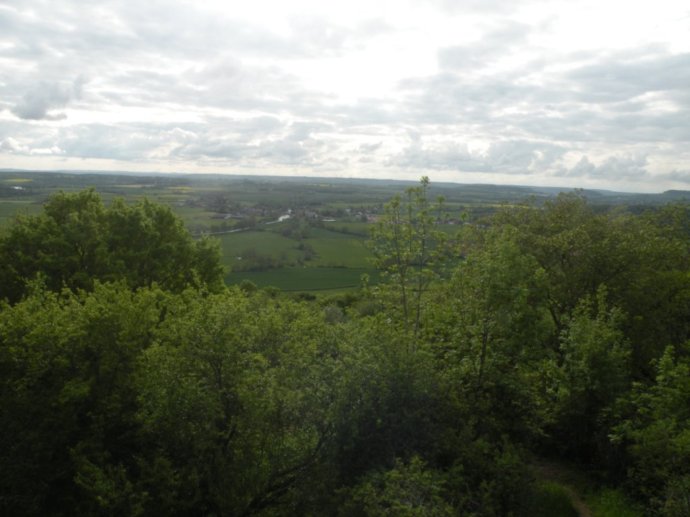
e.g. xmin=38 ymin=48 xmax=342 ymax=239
xmin=0 ymin=200 xmax=44 ymax=228
xmin=323 ymin=221 xmax=371 ymax=236
xmin=530 ymin=458 xmax=644 ymax=517
xmin=523 ymin=481 xmax=578 ymax=517
xmin=226 ymin=267 xmax=379 ymax=291
xmin=305 ymin=228 xmax=372 ymax=268
xmin=308 ymin=238 xmax=371 ymax=268
xmin=587 ymin=488 xmax=643 ymax=517
xmin=217 ymin=230 xmax=301 ymax=266
xmin=2 ymin=178 xmax=33 ymax=184
xmin=171 ymin=205 xmax=226 ymax=232
xmin=216 ymin=226 xmax=375 ymax=290
xmin=306 ymin=227 xmax=359 ymax=240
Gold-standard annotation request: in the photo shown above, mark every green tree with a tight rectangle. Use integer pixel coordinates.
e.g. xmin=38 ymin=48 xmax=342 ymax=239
xmin=0 ymin=190 xmax=224 ymax=303
xmin=342 ymin=457 xmax=454 ymax=516
xmin=492 ymin=194 xmax=690 ymax=376
xmin=429 ymin=226 xmax=552 ymax=444
xmin=551 ymin=288 xmax=631 ymax=461
xmin=612 ymin=344 xmax=690 ymax=514
xmin=0 ymin=282 xmax=165 ymax=515
xmin=328 ymin=315 xmax=446 ymax=486
xmin=133 ymin=289 xmax=342 ymax=515
xmin=0 ymin=190 xmax=108 ymax=300
xmin=369 ymin=177 xmax=447 ymax=340
xmin=104 ymin=197 xmax=224 ymax=292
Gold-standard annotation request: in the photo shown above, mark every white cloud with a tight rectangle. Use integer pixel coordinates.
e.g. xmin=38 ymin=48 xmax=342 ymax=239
xmin=1 ymin=136 xmax=64 ymax=156
xmin=1 ymin=0 xmax=689 ymax=191
xmin=0 ymin=137 xmax=29 ymax=153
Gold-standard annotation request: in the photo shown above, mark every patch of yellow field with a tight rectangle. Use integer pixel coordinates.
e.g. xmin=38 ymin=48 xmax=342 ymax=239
xmin=3 ymin=178 xmax=33 ymax=184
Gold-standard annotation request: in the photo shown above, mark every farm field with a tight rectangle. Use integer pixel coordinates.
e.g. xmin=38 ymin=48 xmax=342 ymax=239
xmin=4 ymin=169 xmax=682 ymax=293
xmin=226 ymin=266 xmax=380 ymax=292
xmin=0 ymin=171 xmax=392 ymax=293
xmin=305 ymin=228 xmax=371 ymax=268
xmin=215 ymin=225 xmax=375 ymax=290
xmin=0 ymin=199 xmax=43 ymax=225
xmin=217 ymin=230 xmax=304 ymax=268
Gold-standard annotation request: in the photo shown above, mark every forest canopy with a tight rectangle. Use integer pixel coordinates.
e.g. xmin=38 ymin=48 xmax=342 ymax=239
xmin=1 ymin=184 xmax=689 ymax=516
xmin=0 ymin=189 xmax=224 ymax=303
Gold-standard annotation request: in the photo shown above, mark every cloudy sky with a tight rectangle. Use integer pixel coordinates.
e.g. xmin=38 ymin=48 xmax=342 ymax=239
xmin=1 ymin=0 xmax=689 ymax=192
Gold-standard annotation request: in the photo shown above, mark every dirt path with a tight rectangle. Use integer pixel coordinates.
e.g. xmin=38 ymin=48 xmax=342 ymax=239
xmin=533 ymin=460 xmax=593 ymax=517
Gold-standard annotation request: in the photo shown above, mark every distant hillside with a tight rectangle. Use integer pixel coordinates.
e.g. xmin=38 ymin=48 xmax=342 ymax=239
xmin=1 ymin=169 xmax=688 ymax=208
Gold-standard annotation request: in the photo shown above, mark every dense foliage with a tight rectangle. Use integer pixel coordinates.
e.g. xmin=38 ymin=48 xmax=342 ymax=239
xmin=1 ymin=185 xmax=689 ymax=515
xmin=0 ymin=189 xmax=224 ymax=303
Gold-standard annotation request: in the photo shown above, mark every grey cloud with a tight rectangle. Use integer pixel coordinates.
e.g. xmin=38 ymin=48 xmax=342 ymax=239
xmin=389 ymin=136 xmax=565 ymax=174
xmin=50 ymin=121 xmax=231 ymax=161
xmin=0 ymin=137 xmax=29 ymax=153
xmin=82 ymin=59 xmax=327 ymax=120
xmin=358 ymin=142 xmax=382 ymax=153
xmin=398 ymin=71 xmax=539 ymax=126
xmin=285 ymin=122 xmax=334 ymax=142
xmin=158 ymin=118 xmax=336 ymax=167
xmin=389 ymin=141 xmax=484 ymax=171
xmin=0 ymin=0 xmax=389 ymax=73
xmin=0 ymin=115 xmax=324 ymax=166
xmin=484 ymin=140 xmax=565 ymax=172
xmin=438 ymin=22 xmax=531 ymax=71
xmin=58 ymin=124 xmax=167 ymax=160
xmin=2 ymin=0 xmax=688 ymax=190
xmin=0 ymin=135 xmax=63 ymax=155
xmin=119 ymin=2 xmax=383 ymax=60
xmin=438 ymin=47 xmax=487 ymax=71
xmin=564 ymin=156 xmax=596 ymax=177
xmin=328 ymin=99 xmax=402 ymax=128
xmin=657 ymin=170 xmax=690 ymax=185
xmin=172 ymin=139 xmax=245 ymax=161
xmin=227 ymin=116 xmax=284 ymax=137
xmin=0 ymin=2 xmax=338 ymax=120
xmin=0 ymin=4 xmax=138 ymax=71
xmin=255 ymin=139 xmax=312 ymax=164
xmin=192 ymin=61 xmax=334 ymax=114
xmin=11 ymin=80 xmax=80 ymax=120
xmin=396 ymin=43 xmax=690 ymax=165
xmin=172 ymin=135 xmax=322 ymax=166
xmin=557 ymin=155 xmax=650 ymax=180
xmin=593 ymin=156 xmax=650 ymax=179
xmin=0 ymin=118 xmax=57 ymax=143
xmin=565 ymin=51 xmax=690 ymax=105
xmin=258 ymin=133 xmax=328 ymax=164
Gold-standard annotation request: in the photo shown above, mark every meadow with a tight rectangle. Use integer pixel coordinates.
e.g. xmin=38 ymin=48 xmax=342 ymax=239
xmin=0 ymin=171 xmax=395 ymax=292
xmin=3 ymin=169 xmax=681 ymax=293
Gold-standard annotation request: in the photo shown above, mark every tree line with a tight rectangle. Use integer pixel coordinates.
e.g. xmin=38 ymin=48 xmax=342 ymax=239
xmin=1 ymin=181 xmax=689 ymax=515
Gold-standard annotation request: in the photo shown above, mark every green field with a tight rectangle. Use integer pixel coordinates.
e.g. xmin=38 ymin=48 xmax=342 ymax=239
xmin=0 ymin=199 xmax=43 ymax=226
xmin=217 ymin=230 xmax=303 ymax=267
xmin=305 ymin=227 xmax=371 ymax=268
xmin=4 ymin=169 xmax=630 ymax=293
xmin=323 ymin=221 xmax=370 ymax=236
xmin=215 ymin=225 xmax=375 ymax=290
xmin=0 ymin=172 xmax=385 ymax=292
xmin=226 ymin=266 xmax=379 ymax=291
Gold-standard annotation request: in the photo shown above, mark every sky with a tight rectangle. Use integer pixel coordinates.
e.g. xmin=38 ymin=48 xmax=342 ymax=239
xmin=1 ymin=0 xmax=689 ymax=192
